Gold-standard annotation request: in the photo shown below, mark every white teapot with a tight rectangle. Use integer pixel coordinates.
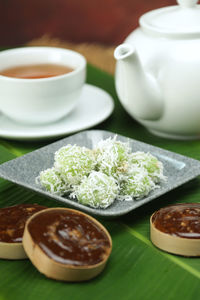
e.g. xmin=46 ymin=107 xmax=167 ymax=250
xmin=114 ymin=0 xmax=200 ymax=139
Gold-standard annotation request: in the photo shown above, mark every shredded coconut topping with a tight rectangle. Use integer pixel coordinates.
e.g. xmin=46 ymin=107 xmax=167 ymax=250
xmin=54 ymin=145 xmax=95 ymax=185
xmin=36 ymin=136 xmax=167 ymax=209
xmin=37 ymin=168 xmax=69 ymax=196
xmin=95 ymin=136 xmax=131 ymax=179
xmin=119 ymin=165 xmax=156 ymax=200
xmin=75 ymin=171 xmax=118 ymax=209
xmin=129 ymin=151 xmax=166 ymax=183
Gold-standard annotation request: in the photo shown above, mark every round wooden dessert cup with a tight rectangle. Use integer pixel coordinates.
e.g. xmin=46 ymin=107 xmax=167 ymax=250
xmin=0 ymin=242 xmax=27 ymax=259
xmin=150 ymin=215 xmax=200 ymax=257
xmin=23 ymin=208 xmax=112 ymax=281
xmin=0 ymin=203 xmax=47 ymax=260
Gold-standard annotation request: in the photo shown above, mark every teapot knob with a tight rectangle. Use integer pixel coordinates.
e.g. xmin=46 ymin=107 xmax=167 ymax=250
xmin=177 ymin=0 xmax=198 ymax=8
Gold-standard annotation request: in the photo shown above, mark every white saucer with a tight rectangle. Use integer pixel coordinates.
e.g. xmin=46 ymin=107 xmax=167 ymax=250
xmin=0 ymin=84 xmax=114 ymax=141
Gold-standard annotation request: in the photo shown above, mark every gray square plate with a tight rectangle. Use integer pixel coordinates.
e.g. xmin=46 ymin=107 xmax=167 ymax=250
xmin=0 ymin=130 xmax=200 ymax=217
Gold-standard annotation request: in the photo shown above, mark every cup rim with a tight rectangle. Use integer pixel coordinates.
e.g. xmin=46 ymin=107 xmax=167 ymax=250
xmin=0 ymin=46 xmax=86 ymax=82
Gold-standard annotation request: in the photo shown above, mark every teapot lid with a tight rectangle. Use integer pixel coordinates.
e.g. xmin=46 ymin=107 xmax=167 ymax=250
xmin=140 ymin=0 xmax=200 ymax=38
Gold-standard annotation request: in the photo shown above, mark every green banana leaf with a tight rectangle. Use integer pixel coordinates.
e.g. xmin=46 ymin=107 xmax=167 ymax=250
xmin=0 ymin=63 xmax=200 ymax=300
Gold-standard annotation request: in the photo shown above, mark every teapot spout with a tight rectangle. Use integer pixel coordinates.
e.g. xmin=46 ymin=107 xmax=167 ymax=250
xmin=114 ymin=44 xmax=163 ymax=120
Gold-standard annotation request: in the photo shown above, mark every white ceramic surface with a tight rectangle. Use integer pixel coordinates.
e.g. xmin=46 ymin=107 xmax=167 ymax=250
xmin=0 ymin=47 xmax=86 ymax=125
xmin=114 ymin=0 xmax=200 ymax=139
xmin=0 ymin=84 xmax=114 ymax=141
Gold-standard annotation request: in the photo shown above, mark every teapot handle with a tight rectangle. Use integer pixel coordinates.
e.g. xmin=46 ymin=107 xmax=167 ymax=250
xmin=177 ymin=0 xmax=198 ymax=8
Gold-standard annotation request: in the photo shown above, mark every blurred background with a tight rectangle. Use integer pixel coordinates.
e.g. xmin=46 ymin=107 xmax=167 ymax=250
xmin=0 ymin=0 xmax=175 ymax=73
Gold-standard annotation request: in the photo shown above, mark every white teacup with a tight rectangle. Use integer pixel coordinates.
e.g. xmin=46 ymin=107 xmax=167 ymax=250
xmin=0 ymin=47 xmax=86 ymax=125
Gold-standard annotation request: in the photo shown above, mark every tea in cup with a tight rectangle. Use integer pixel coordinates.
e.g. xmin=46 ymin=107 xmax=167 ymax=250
xmin=0 ymin=47 xmax=86 ymax=125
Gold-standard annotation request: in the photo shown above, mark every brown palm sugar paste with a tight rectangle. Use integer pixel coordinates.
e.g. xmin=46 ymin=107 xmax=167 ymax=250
xmin=152 ymin=203 xmax=200 ymax=239
xmin=27 ymin=208 xmax=111 ymax=266
xmin=150 ymin=203 xmax=200 ymax=256
xmin=0 ymin=203 xmax=47 ymax=243
xmin=23 ymin=208 xmax=112 ymax=281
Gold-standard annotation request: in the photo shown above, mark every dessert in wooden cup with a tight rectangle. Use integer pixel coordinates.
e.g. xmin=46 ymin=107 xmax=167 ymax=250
xmin=151 ymin=203 xmax=200 ymax=256
xmin=0 ymin=204 xmax=47 ymax=259
xmin=23 ymin=208 xmax=112 ymax=281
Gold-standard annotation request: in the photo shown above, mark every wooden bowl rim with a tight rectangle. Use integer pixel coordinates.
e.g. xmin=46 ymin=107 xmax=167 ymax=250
xmin=150 ymin=213 xmax=200 ymax=242
xmin=23 ymin=207 xmax=112 ymax=270
xmin=0 ymin=241 xmax=22 ymax=246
